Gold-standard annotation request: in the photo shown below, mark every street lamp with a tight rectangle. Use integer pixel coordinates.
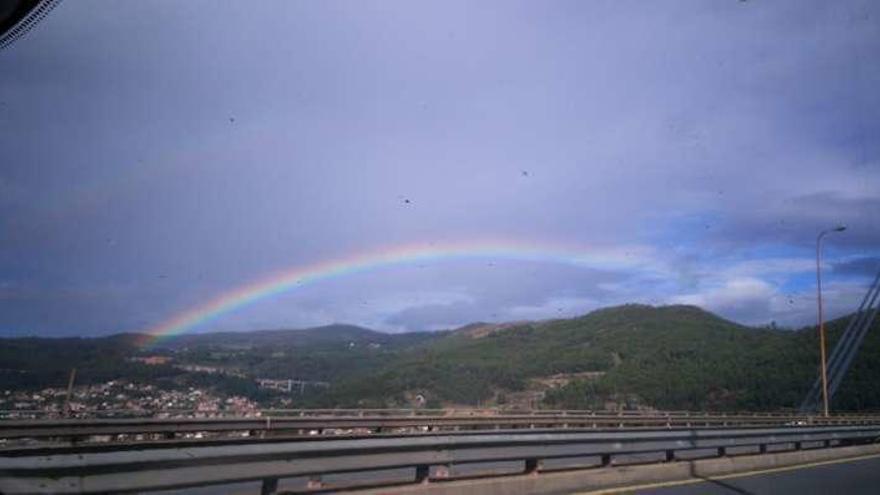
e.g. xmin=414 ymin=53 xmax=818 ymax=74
xmin=816 ymin=224 xmax=846 ymax=417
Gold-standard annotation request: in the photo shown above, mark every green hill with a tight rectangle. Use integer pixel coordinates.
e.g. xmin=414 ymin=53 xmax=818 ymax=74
xmin=164 ymin=324 xmax=398 ymax=349
xmin=2 ymin=305 xmax=879 ymax=412
xmin=311 ymin=305 xmax=880 ymax=411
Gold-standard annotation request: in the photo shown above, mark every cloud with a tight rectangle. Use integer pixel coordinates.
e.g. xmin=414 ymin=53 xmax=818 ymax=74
xmin=0 ymin=0 xmax=878 ymax=335
xmin=376 ymin=261 xmax=637 ymax=331
xmin=670 ymin=277 xmax=777 ymax=325
xmin=385 ymin=301 xmax=485 ymax=332
xmin=833 ymin=256 xmax=880 ymax=277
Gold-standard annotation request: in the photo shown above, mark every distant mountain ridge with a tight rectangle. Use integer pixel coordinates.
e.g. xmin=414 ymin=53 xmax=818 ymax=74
xmin=450 ymin=321 xmax=531 ymax=339
xmin=2 ymin=304 xmax=879 ymax=412
xmin=155 ymin=324 xmax=391 ymax=348
xmin=0 ymin=304 xmax=742 ymax=345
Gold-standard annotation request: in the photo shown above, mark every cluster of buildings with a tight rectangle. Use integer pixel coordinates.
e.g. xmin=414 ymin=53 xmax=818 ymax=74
xmin=256 ymin=378 xmax=329 ymax=394
xmin=128 ymin=355 xmax=247 ymax=378
xmin=0 ymin=380 xmax=260 ymax=419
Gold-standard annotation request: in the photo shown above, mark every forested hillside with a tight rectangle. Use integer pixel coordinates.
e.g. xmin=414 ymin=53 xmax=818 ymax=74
xmin=316 ymin=304 xmax=874 ymax=411
xmin=2 ymin=305 xmax=879 ymax=412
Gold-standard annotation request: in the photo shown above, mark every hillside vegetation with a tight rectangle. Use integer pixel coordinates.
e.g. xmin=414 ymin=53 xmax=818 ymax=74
xmin=2 ymin=305 xmax=879 ymax=412
xmin=316 ymin=305 xmax=835 ymax=411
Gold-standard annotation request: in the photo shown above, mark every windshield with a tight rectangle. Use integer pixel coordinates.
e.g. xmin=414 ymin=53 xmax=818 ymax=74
xmin=1 ymin=1 xmax=879 ymax=494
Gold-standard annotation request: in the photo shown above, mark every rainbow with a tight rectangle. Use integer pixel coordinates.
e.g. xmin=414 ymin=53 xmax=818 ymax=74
xmin=139 ymin=239 xmax=648 ymax=347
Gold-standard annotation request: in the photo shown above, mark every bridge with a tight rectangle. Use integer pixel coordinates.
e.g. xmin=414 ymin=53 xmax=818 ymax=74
xmin=2 ymin=409 xmax=880 ymax=494
xmin=1 ymin=270 xmax=877 ymax=495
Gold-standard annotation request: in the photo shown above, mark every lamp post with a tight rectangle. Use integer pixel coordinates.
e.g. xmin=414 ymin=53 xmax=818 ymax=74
xmin=816 ymin=224 xmax=846 ymax=417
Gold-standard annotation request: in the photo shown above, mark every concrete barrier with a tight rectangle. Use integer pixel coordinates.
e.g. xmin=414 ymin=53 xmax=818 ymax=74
xmin=352 ymin=443 xmax=880 ymax=495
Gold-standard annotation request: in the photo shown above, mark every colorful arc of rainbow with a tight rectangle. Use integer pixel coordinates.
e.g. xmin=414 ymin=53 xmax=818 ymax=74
xmin=140 ymin=240 xmax=641 ymax=346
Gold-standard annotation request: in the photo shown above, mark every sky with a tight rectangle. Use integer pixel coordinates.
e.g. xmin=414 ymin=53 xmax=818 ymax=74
xmin=0 ymin=0 xmax=878 ymax=337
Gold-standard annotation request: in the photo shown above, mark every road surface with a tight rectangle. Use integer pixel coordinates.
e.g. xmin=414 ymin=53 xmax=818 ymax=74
xmin=623 ymin=454 xmax=880 ymax=494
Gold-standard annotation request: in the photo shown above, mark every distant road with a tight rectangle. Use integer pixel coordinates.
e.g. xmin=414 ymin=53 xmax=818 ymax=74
xmin=624 ymin=454 xmax=880 ymax=495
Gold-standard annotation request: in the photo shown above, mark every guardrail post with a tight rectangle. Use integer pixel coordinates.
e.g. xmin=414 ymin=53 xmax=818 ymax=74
xmin=260 ymin=478 xmax=278 ymax=495
xmin=525 ymin=458 xmax=542 ymax=475
xmin=794 ymin=441 xmax=802 ymax=450
xmin=415 ymin=465 xmax=431 ymax=484
xmin=665 ymin=450 xmax=675 ymax=462
xmin=758 ymin=444 xmax=767 ymax=454
xmin=600 ymin=454 xmax=612 ymax=467
xmin=717 ymin=446 xmax=726 ymax=457
xmin=434 ymin=464 xmax=451 ymax=479
xmin=306 ymin=476 xmax=323 ymax=490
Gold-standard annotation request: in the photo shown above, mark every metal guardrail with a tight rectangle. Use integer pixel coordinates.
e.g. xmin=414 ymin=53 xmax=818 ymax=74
xmin=1 ymin=424 xmax=879 ymax=494
xmin=3 ymin=412 xmax=880 ymax=443
xmin=5 ymin=406 xmax=879 ymax=421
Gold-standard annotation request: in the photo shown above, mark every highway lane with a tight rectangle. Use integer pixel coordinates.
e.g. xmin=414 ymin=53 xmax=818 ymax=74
xmin=155 ymin=454 xmax=880 ymax=494
xmin=621 ymin=454 xmax=880 ymax=495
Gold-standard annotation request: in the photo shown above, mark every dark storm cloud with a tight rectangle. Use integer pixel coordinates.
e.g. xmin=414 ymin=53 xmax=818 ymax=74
xmin=0 ymin=284 xmax=138 ymax=337
xmin=705 ymin=193 xmax=880 ymax=252
xmin=833 ymin=256 xmax=880 ymax=277
xmin=380 ymin=261 xmax=627 ymax=331
xmin=1 ymin=0 xmax=878 ymax=335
